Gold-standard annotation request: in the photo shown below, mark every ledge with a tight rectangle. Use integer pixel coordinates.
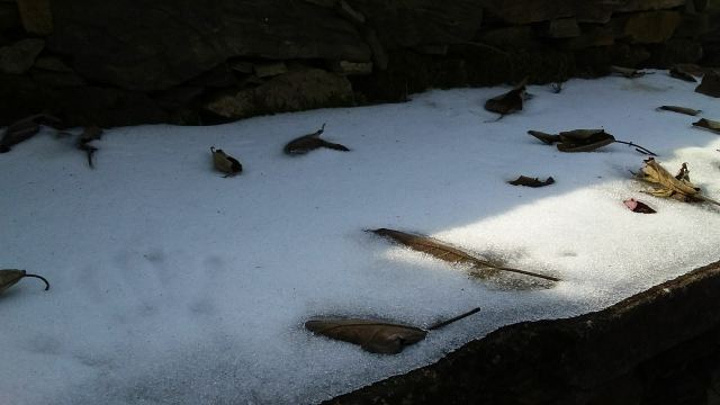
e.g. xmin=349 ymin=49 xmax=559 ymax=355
xmin=327 ymin=259 xmax=720 ymax=405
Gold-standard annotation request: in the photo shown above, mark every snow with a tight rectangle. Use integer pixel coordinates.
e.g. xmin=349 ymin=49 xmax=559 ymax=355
xmin=1 ymin=71 xmax=719 ymax=404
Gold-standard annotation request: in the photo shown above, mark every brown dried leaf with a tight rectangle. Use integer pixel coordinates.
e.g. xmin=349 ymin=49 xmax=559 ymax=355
xmin=669 ymin=66 xmax=698 ymax=83
xmin=369 ymin=228 xmax=560 ymax=282
xmin=305 ymin=318 xmax=427 ymax=354
xmin=556 ymin=129 xmax=616 ymax=152
xmin=211 ymin=147 xmax=243 ymax=177
xmin=695 ymin=71 xmax=720 ymax=98
xmin=508 ymin=176 xmax=555 ymax=188
xmin=657 ymin=105 xmax=701 ymax=116
xmin=636 ymin=158 xmax=703 ymax=203
xmin=0 ymin=269 xmax=50 ymax=294
xmin=0 ymin=114 xmax=62 ymax=153
xmin=305 ymin=308 xmax=480 ymax=354
xmin=692 ymin=118 xmax=720 ymax=134
xmin=484 ymin=78 xmax=528 ymax=117
xmin=284 ymin=123 xmax=350 ymax=155
xmin=623 ymin=198 xmax=656 ymax=214
xmin=611 ymin=65 xmax=648 ymax=78
xmin=527 ymin=130 xmax=560 ymax=145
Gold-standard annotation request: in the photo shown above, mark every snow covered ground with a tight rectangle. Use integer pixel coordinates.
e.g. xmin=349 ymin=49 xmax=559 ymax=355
xmin=1 ymin=71 xmax=719 ymax=404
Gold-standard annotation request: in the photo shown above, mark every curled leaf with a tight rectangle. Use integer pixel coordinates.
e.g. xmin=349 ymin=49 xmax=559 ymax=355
xmin=305 ymin=308 xmax=480 ymax=354
xmin=623 ymin=198 xmax=656 ymax=214
xmin=508 ymin=176 xmax=555 ymax=188
xmin=611 ymin=65 xmax=650 ymax=78
xmin=284 ymin=123 xmax=350 ymax=155
xmin=484 ymin=77 xmax=528 ymax=119
xmin=0 ymin=269 xmax=50 ymax=294
xmin=692 ymin=118 xmax=720 ymax=134
xmin=211 ymin=147 xmax=243 ymax=177
xmin=695 ymin=71 xmax=720 ymax=98
xmin=657 ymin=106 xmax=701 ymax=116
xmin=0 ymin=114 xmax=62 ymax=153
xmin=368 ymin=228 xmax=560 ymax=282
xmin=529 ymin=129 xmax=656 ymax=155
xmin=527 ymin=130 xmax=560 ymax=145
xmin=635 ymin=158 xmax=720 ymax=206
xmin=669 ymin=66 xmax=698 ymax=83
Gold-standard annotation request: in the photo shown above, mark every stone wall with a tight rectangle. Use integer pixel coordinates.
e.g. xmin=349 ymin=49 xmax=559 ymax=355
xmin=0 ymin=0 xmax=717 ymax=127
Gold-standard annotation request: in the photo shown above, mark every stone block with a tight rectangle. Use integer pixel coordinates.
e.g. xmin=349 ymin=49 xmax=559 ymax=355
xmin=253 ymin=62 xmax=288 ymax=79
xmin=623 ymin=11 xmax=682 ymax=43
xmin=544 ymin=18 xmax=581 ymax=38
xmin=0 ymin=38 xmax=43 ymax=74
xmin=17 ymin=0 xmax=51 ymax=35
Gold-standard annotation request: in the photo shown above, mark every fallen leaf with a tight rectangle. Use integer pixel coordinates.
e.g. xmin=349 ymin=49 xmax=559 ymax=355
xmin=657 ymin=106 xmax=701 ymax=116
xmin=368 ymin=228 xmax=560 ymax=282
xmin=484 ymin=77 xmax=528 ymax=119
xmin=669 ymin=66 xmax=698 ymax=83
xmin=692 ymin=118 xmax=720 ymax=134
xmin=557 ymin=129 xmax=616 ymax=152
xmin=623 ymin=198 xmax=656 ymax=214
xmin=211 ymin=147 xmax=243 ymax=177
xmin=695 ymin=70 xmax=720 ymax=98
xmin=611 ymin=65 xmax=650 ymax=78
xmin=305 ymin=308 xmax=480 ymax=354
xmin=635 ymin=158 xmax=720 ymax=206
xmin=527 ymin=130 xmax=560 ymax=145
xmin=76 ymin=125 xmax=103 ymax=169
xmin=0 ymin=269 xmax=50 ymax=294
xmin=508 ymin=175 xmax=555 ymax=188
xmin=284 ymin=123 xmax=350 ymax=155
xmin=0 ymin=114 xmax=62 ymax=153
xmin=528 ymin=129 xmax=657 ymax=155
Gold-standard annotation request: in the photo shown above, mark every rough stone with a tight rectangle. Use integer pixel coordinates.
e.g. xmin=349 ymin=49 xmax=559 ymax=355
xmin=346 ymin=0 xmax=484 ymax=49
xmin=56 ymin=86 xmax=169 ymax=127
xmin=17 ymin=0 xmax=51 ymax=35
xmin=482 ymin=0 xmax=575 ymax=24
xmin=673 ymin=12 xmax=710 ymax=38
xmin=33 ymin=55 xmax=72 ymax=72
xmin=645 ymin=39 xmax=703 ymax=66
xmin=47 ymin=0 xmax=371 ymax=91
xmin=0 ymin=38 xmax=43 ymax=74
xmin=31 ymin=69 xmax=85 ymax=87
xmin=188 ymin=63 xmax=238 ymax=88
xmin=205 ymin=68 xmax=353 ymax=119
xmin=615 ymin=0 xmax=687 ymax=12
xmin=622 ymin=11 xmax=683 ymax=43
xmin=254 ymin=62 xmax=288 ymax=79
xmin=330 ymin=60 xmax=373 ymax=75
xmin=228 ymin=60 xmax=254 ymax=74
xmin=564 ymin=26 xmax=615 ymax=49
xmin=544 ymin=18 xmax=581 ymax=38
xmin=477 ymin=26 xmax=542 ymax=51
xmin=0 ymin=2 xmax=20 ymax=31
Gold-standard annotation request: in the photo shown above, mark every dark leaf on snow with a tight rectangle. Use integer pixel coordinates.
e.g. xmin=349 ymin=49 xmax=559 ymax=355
xmin=657 ymin=106 xmax=701 ymax=116
xmin=0 ymin=114 xmax=61 ymax=153
xmin=623 ymin=198 xmax=656 ymax=214
xmin=484 ymin=77 xmax=528 ymax=117
xmin=611 ymin=65 xmax=649 ymax=78
xmin=527 ymin=130 xmax=560 ymax=145
xmin=695 ymin=71 xmax=720 ymax=98
xmin=284 ymin=123 xmax=350 ymax=155
xmin=0 ymin=269 xmax=50 ymax=294
xmin=692 ymin=118 xmax=720 ymax=134
xmin=556 ymin=129 xmax=616 ymax=152
xmin=669 ymin=66 xmax=698 ymax=83
xmin=508 ymin=176 xmax=555 ymax=188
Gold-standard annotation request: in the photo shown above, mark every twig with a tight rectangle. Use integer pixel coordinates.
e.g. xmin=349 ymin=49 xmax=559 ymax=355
xmin=614 ymin=140 xmax=657 ymax=157
xmin=427 ymin=307 xmax=480 ymax=331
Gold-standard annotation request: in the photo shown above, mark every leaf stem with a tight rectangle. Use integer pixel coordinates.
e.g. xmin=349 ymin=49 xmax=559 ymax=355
xmin=23 ymin=274 xmax=50 ymax=290
xmin=427 ymin=307 xmax=481 ymax=331
xmin=614 ymin=140 xmax=657 ymax=156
